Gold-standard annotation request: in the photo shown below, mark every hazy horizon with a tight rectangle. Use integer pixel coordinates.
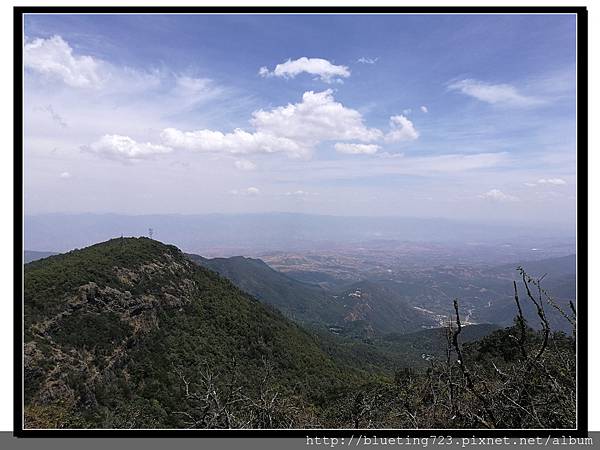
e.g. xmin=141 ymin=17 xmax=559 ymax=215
xmin=24 ymin=212 xmax=576 ymax=263
xmin=24 ymin=210 xmax=576 ymax=232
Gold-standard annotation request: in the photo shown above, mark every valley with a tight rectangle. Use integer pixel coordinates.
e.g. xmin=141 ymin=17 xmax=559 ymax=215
xmin=194 ymin=245 xmax=576 ymax=334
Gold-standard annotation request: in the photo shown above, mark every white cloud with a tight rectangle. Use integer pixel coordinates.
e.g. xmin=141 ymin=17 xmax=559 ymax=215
xmin=357 ymin=57 xmax=378 ymax=64
xmin=258 ymin=66 xmax=270 ymax=77
xmin=175 ymin=75 xmax=212 ymax=93
xmin=234 ymin=159 xmax=257 ymax=171
xmin=59 ymin=171 xmax=71 ymax=179
xmin=83 ymin=135 xmax=172 ymax=161
xmin=161 ymin=89 xmax=383 ymax=160
xmin=420 ymin=105 xmax=429 ymax=113
xmin=24 ymin=36 xmax=220 ymax=109
xmin=230 ymin=187 xmax=260 ymax=196
xmin=402 ymin=108 xmax=412 ymax=115
xmin=259 ymin=57 xmax=350 ymax=83
xmin=161 ymin=128 xmax=310 ymax=159
xmin=170 ymin=75 xmax=224 ymax=108
xmin=252 ymin=89 xmax=382 ymax=143
xmin=24 ymin=35 xmax=103 ymax=88
xmin=81 ymin=88 xmax=421 ymax=168
xmin=478 ymin=189 xmax=519 ymax=202
xmin=385 ymin=115 xmax=419 ymax=142
xmin=404 ymin=153 xmax=507 ymax=173
xmin=538 ymin=178 xmax=567 ymax=185
xmin=525 ymin=178 xmax=567 ymax=187
xmin=285 ymin=190 xmax=313 ymax=196
xmin=334 ymin=143 xmax=380 ymax=155
xmin=448 ymin=79 xmax=542 ymax=107
xmin=278 ymin=152 xmax=509 ymax=182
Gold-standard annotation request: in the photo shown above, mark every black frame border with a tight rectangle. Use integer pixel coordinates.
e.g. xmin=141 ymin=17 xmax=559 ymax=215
xmin=13 ymin=5 xmax=589 ymax=439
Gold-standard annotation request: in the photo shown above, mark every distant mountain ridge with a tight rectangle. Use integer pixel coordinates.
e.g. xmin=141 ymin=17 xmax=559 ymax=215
xmin=190 ymin=252 xmax=576 ymax=334
xmin=187 ymin=253 xmax=346 ymax=326
xmin=485 ymin=254 xmax=576 ymax=277
xmin=188 ymin=253 xmax=440 ymax=336
xmin=25 ymin=212 xmax=574 ymax=254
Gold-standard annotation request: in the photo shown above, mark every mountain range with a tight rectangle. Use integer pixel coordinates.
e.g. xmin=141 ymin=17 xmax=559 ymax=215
xmin=188 ymin=254 xmax=439 ymax=337
xmin=25 ymin=212 xmax=574 ymax=257
xmin=190 ymin=252 xmax=576 ymax=334
xmin=23 ymin=237 xmax=577 ymax=429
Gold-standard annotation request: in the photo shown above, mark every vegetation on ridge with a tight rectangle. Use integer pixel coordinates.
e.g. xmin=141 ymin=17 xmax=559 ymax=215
xmin=23 ymin=238 xmax=576 ymax=429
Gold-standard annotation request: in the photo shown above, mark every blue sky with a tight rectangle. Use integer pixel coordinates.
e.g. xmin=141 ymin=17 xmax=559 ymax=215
xmin=23 ymin=13 xmax=577 ymax=228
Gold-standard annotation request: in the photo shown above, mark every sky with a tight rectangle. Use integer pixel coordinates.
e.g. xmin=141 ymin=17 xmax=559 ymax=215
xmin=23 ymin=13 xmax=577 ymax=228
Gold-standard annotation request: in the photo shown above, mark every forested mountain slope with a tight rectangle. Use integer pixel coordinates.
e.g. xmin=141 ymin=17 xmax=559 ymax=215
xmin=24 ymin=238 xmax=364 ymax=428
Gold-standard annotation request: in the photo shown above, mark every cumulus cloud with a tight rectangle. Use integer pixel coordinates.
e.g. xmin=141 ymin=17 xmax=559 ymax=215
xmin=448 ymin=79 xmax=542 ymax=107
xmin=420 ymin=105 xmax=429 ymax=113
xmin=24 ymin=35 xmax=103 ymax=88
xmin=259 ymin=57 xmax=350 ymax=83
xmin=478 ymin=189 xmax=519 ymax=202
xmin=252 ymin=89 xmax=382 ymax=143
xmin=538 ymin=178 xmax=567 ymax=185
xmin=230 ymin=187 xmax=260 ymax=196
xmin=160 ymin=89 xmax=383 ymax=160
xmin=357 ymin=57 xmax=378 ymax=64
xmin=84 ymin=90 xmax=419 ymax=165
xmin=385 ymin=115 xmax=419 ymax=142
xmin=83 ymin=135 xmax=172 ymax=161
xmin=234 ymin=159 xmax=257 ymax=171
xmin=334 ymin=143 xmax=380 ymax=155
xmin=161 ymin=128 xmax=310 ymax=159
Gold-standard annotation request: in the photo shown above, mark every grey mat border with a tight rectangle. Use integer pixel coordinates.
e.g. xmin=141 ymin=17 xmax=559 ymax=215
xmin=1 ymin=432 xmax=597 ymax=449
